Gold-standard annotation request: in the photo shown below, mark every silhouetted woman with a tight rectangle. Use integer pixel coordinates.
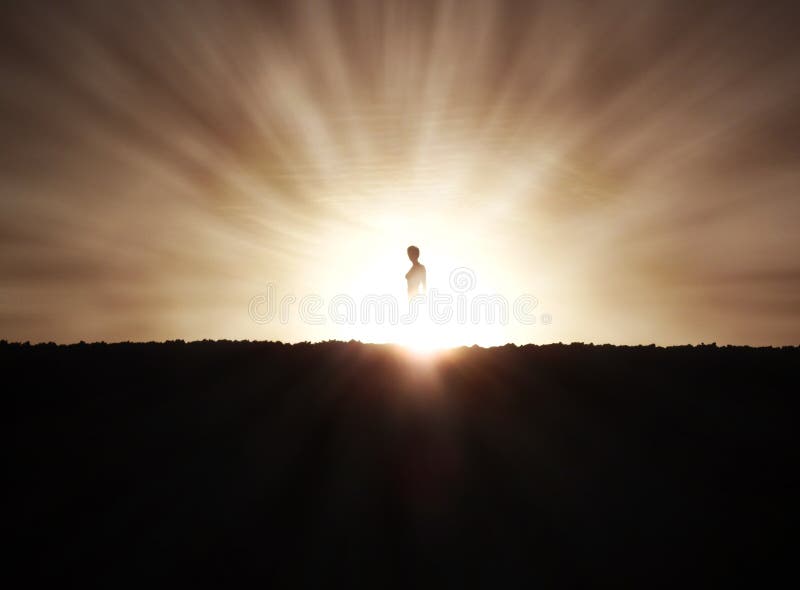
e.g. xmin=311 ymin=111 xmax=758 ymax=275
xmin=406 ymin=245 xmax=426 ymax=298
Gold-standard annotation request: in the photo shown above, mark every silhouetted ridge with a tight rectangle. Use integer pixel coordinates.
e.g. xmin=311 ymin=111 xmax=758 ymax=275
xmin=5 ymin=340 xmax=797 ymax=585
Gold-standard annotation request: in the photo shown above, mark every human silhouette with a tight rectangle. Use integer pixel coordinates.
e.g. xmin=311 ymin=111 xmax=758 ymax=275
xmin=405 ymin=245 xmax=426 ymax=298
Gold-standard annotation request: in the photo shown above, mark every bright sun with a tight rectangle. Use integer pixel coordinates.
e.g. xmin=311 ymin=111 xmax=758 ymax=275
xmin=328 ymin=231 xmax=511 ymax=351
xmin=351 ymin=311 xmax=506 ymax=353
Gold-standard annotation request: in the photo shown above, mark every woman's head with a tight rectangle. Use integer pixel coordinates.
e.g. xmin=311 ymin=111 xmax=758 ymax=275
xmin=407 ymin=245 xmax=420 ymax=262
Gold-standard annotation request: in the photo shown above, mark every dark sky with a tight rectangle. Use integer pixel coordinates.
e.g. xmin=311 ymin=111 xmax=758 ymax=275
xmin=1 ymin=0 xmax=799 ymax=345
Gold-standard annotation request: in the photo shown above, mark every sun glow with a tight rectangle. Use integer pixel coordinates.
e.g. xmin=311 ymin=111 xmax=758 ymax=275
xmin=2 ymin=2 xmax=798 ymax=348
xmin=325 ymin=219 xmax=514 ymax=350
xmin=347 ymin=309 xmax=507 ymax=353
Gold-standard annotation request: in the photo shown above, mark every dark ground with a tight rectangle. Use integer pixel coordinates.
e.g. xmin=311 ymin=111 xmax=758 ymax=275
xmin=6 ymin=340 xmax=798 ymax=585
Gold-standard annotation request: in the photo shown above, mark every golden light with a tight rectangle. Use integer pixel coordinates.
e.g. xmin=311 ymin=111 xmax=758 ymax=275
xmin=1 ymin=1 xmax=797 ymax=346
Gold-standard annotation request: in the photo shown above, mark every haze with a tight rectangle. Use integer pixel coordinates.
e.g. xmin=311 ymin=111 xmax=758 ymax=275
xmin=1 ymin=0 xmax=798 ymax=345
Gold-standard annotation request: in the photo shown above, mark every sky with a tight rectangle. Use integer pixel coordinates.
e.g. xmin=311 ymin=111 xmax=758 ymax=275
xmin=1 ymin=0 xmax=799 ymax=346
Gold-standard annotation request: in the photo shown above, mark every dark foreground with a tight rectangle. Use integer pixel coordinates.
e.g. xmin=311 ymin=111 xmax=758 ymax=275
xmin=6 ymin=340 xmax=798 ymax=585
